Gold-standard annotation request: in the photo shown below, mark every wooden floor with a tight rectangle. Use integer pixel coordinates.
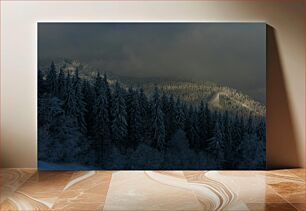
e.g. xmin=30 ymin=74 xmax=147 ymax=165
xmin=0 ymin=169 xmax=304 ymax=211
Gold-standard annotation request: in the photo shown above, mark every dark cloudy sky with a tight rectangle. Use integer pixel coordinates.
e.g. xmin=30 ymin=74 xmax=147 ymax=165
xmin=38 ymin=23 xmax=266 ymax=104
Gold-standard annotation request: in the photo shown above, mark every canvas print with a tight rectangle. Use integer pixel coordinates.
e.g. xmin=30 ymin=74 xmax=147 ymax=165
xmin=38 ymin=23 xmax=266 ymax=170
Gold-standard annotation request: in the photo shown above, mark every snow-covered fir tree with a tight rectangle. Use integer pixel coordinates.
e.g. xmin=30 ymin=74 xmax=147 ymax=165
xmin=175 ymin=97 xmax=185 ymax=130
xmin=46 ymin=61 xmax=57 ymax=95
xmin=126 ymin=87 xmax=142 ymax=149
xmin=57 ymin=67 xmax=66 ymax=99
xmin=37 ymin=62 xmax=266 ymax=170
xmin=111 ymin=82 xmax=128 ymax=152
xmin=151 ymin=87 xmax=166 ymax=152
xmin=93 ymin=76 xmax=111 ymax=165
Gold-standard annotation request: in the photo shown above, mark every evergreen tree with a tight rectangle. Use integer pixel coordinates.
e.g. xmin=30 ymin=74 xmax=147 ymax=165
xmin=256 ymin=118 xmax=266 ymax=143
xmin=205 ymin=119 xmax=224 ymax=168
xmin=230 ymin=114 xmax=244 ymax=166
xmin=65 ymin=71 xmax=72 ymax=92
xmin=254 ymin=118 xmax=266 ymax=168
xmin=138 ymin=87 xmax=150 ymax=143
xmin=246 ymin=113 xmax=255 ymax=134
xmin=164 ymin=94 xmax=176 ymax=142
xmin=184 ymin=105 xmax=199 ymax=150
xmin=61 ymin=115 xmax=84 ymax=163
xmin=103 ymin=73 xmax=112 ymax=122
xmin=94 ymin=72 xmax=103 ymax=94
xmin=45 ymin=61 xmax=57 ymax=95
xmin=82 ymin=80 xmax=95 ymax=136
xmin=40 ymin=97 xmax=66 ymax=162
xmin=38 ymin=69 xmax=46 ymax=97
xmin=63 ymin=74 xmax=78 ymax=118
xmin=72 ymin=68 xmax=87 ymax=133
xmin=57 ymin=67 xmax=66 ymax=99
xmin=164 ymin=129 xmax=190 ymax=169
xmin=222 ymin=111 xmax=234 ymax=168
xmin=39 ymin=97 xmax=83 ymax=163
xmin=38 ymin=68 xmax=266 ymax=170
xmin=38 ymin=126 xmax=52 ymax=161
xmin=126 ymin=87 xmax=142 ymax=149
xmin=111 ymin=82 xmax=128 ymax=151
xmin=151 ymin=87 xmax=166 ymax=152
xmin=240 ymin=116 xmax=265 ymax=169
xmin=197 ymin=101 xmax=206 ymax=149
xmin=204 ymin=103 xmax=214 ymax=139
xmin=198 ymin=102 xmax=214 ymax=144
xmin=93 ymin=80 xmax=111 ymax=165
xmin=161 ymin=93 xmax=172 ymax=143
xmin=62 ymin=69 xmax=87 ymax=132
xmin=175 ymin=97 xmax=185 ymax=130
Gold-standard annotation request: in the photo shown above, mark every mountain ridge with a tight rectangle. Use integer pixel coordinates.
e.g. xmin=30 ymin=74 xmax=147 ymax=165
xmin=39 ymin=60 xmax=266 ymax=117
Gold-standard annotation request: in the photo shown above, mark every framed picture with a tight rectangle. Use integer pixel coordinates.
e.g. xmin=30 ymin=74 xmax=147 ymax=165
xmin=38 ymin=22 xmax=266 ymax=170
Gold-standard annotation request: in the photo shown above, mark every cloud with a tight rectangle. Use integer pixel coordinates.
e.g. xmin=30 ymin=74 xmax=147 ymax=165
xmin=38 ymin=23 xmax=266 ymax=103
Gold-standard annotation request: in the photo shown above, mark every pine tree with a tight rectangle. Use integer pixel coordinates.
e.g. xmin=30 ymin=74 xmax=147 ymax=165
xmin=184 ymin=105 xmax=199 ymax=150
xmin=166 ymin=95 xmax=176 ymax=141
xmin=65 ymin=71 xmax=72 ymax=91
xmin=93 ymin=80 xmax=111 ymax=165
xmin=46 ymin=61 xmax=57 ymax=95
xmin=40 ymin=97 xmax=66 ymax=162
xmin=197 ymin=101 xmax=206 ymax=149
xmin=246 ymin=113 xmax=255 ymax=134
xmin=57 ymin=67 xmax=66 ymax=99
xmin=139 ymin=88 xmax=149 ymax=114
xmin=75 ymin=66 xmax=80 ymax=79
xmin=230 ymin=114 xmax=244 ymax=166
xmin=63 ymin=70 xmax=87 ymax=135
xmin=72 ymin=68 xmax=87 ymax=133
xmin=111 ymin=82 xmax=128 ymax=151
xmin=198 ymin=102 xmax=214 ymax=141
xmin=151 ymin=87 xmax=166 ymax=152
xmin=138 ymin=87 xmax=150 ymax=143
xmin=240 ymin=116 xmax=265 ymax=169
xmin=175 ymin=97 xmax=185 ymax=130
xmin=94 ymin=72 xmax=103 ymax=94
xmin=103 ymin=73 xmax=112 ymax=122
xmin=38 ymin=67 xmax=267 ymax=170
xmin=61 ymin=115 xmax=84 ymax=163
xmin=256 ymin=118 xmax=266 ymax=143
xmin=204 ymin=103 xmax=214 ymax=139
xmin=222 ymin=111 xmax=234 ymax=169
xmin=39 ymin=96 xmax=83 ymax=163
xmin=161 ymin=93 xmax=171 ymax=143
xmin=209 ymin=120 xmax=224 ymax=166
xmin=38 ymin=126 xmax=52 ymax=161
xmin=82 ymin=80 xmax=95 ymax=136
xmin=63 ymin=74 xmax=78 ymax=118
xmin=165 ymin=129 xmax=190 ymax=169
xmin=126 ymin=87 xmax=142 ymax=149
xmin=161 ymin=93 xmax=169 ymax=114
xmin=38 ymin=69 xmax=46 ymax=97
xmin=254 ymin=118 xmax=266 ymax=168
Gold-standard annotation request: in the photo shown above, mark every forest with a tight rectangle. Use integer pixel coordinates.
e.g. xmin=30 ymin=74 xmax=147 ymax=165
xmin=38 ymin=62 xmax=266 ymax=170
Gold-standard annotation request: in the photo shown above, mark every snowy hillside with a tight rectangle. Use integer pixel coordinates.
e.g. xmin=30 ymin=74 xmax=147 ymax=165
xmin=115 ymin=77 xmax=266 ymax=117
xmin=39 ymin=60 xmax=266 ymax=117
xmin=38 ymin=61 xmax=266 ymax=170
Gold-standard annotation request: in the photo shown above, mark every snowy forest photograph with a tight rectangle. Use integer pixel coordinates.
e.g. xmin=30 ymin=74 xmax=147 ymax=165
xmin=38 ymin=23 xmax=266 ymax=170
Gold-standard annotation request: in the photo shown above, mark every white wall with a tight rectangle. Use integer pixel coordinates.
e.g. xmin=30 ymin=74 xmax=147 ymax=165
xmin=1 ymin=1 xmax=304 ymax=168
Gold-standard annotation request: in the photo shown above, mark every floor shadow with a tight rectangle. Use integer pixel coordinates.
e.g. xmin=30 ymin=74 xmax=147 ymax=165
xmin=266 ymin=25 xmax=300 ymax=169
